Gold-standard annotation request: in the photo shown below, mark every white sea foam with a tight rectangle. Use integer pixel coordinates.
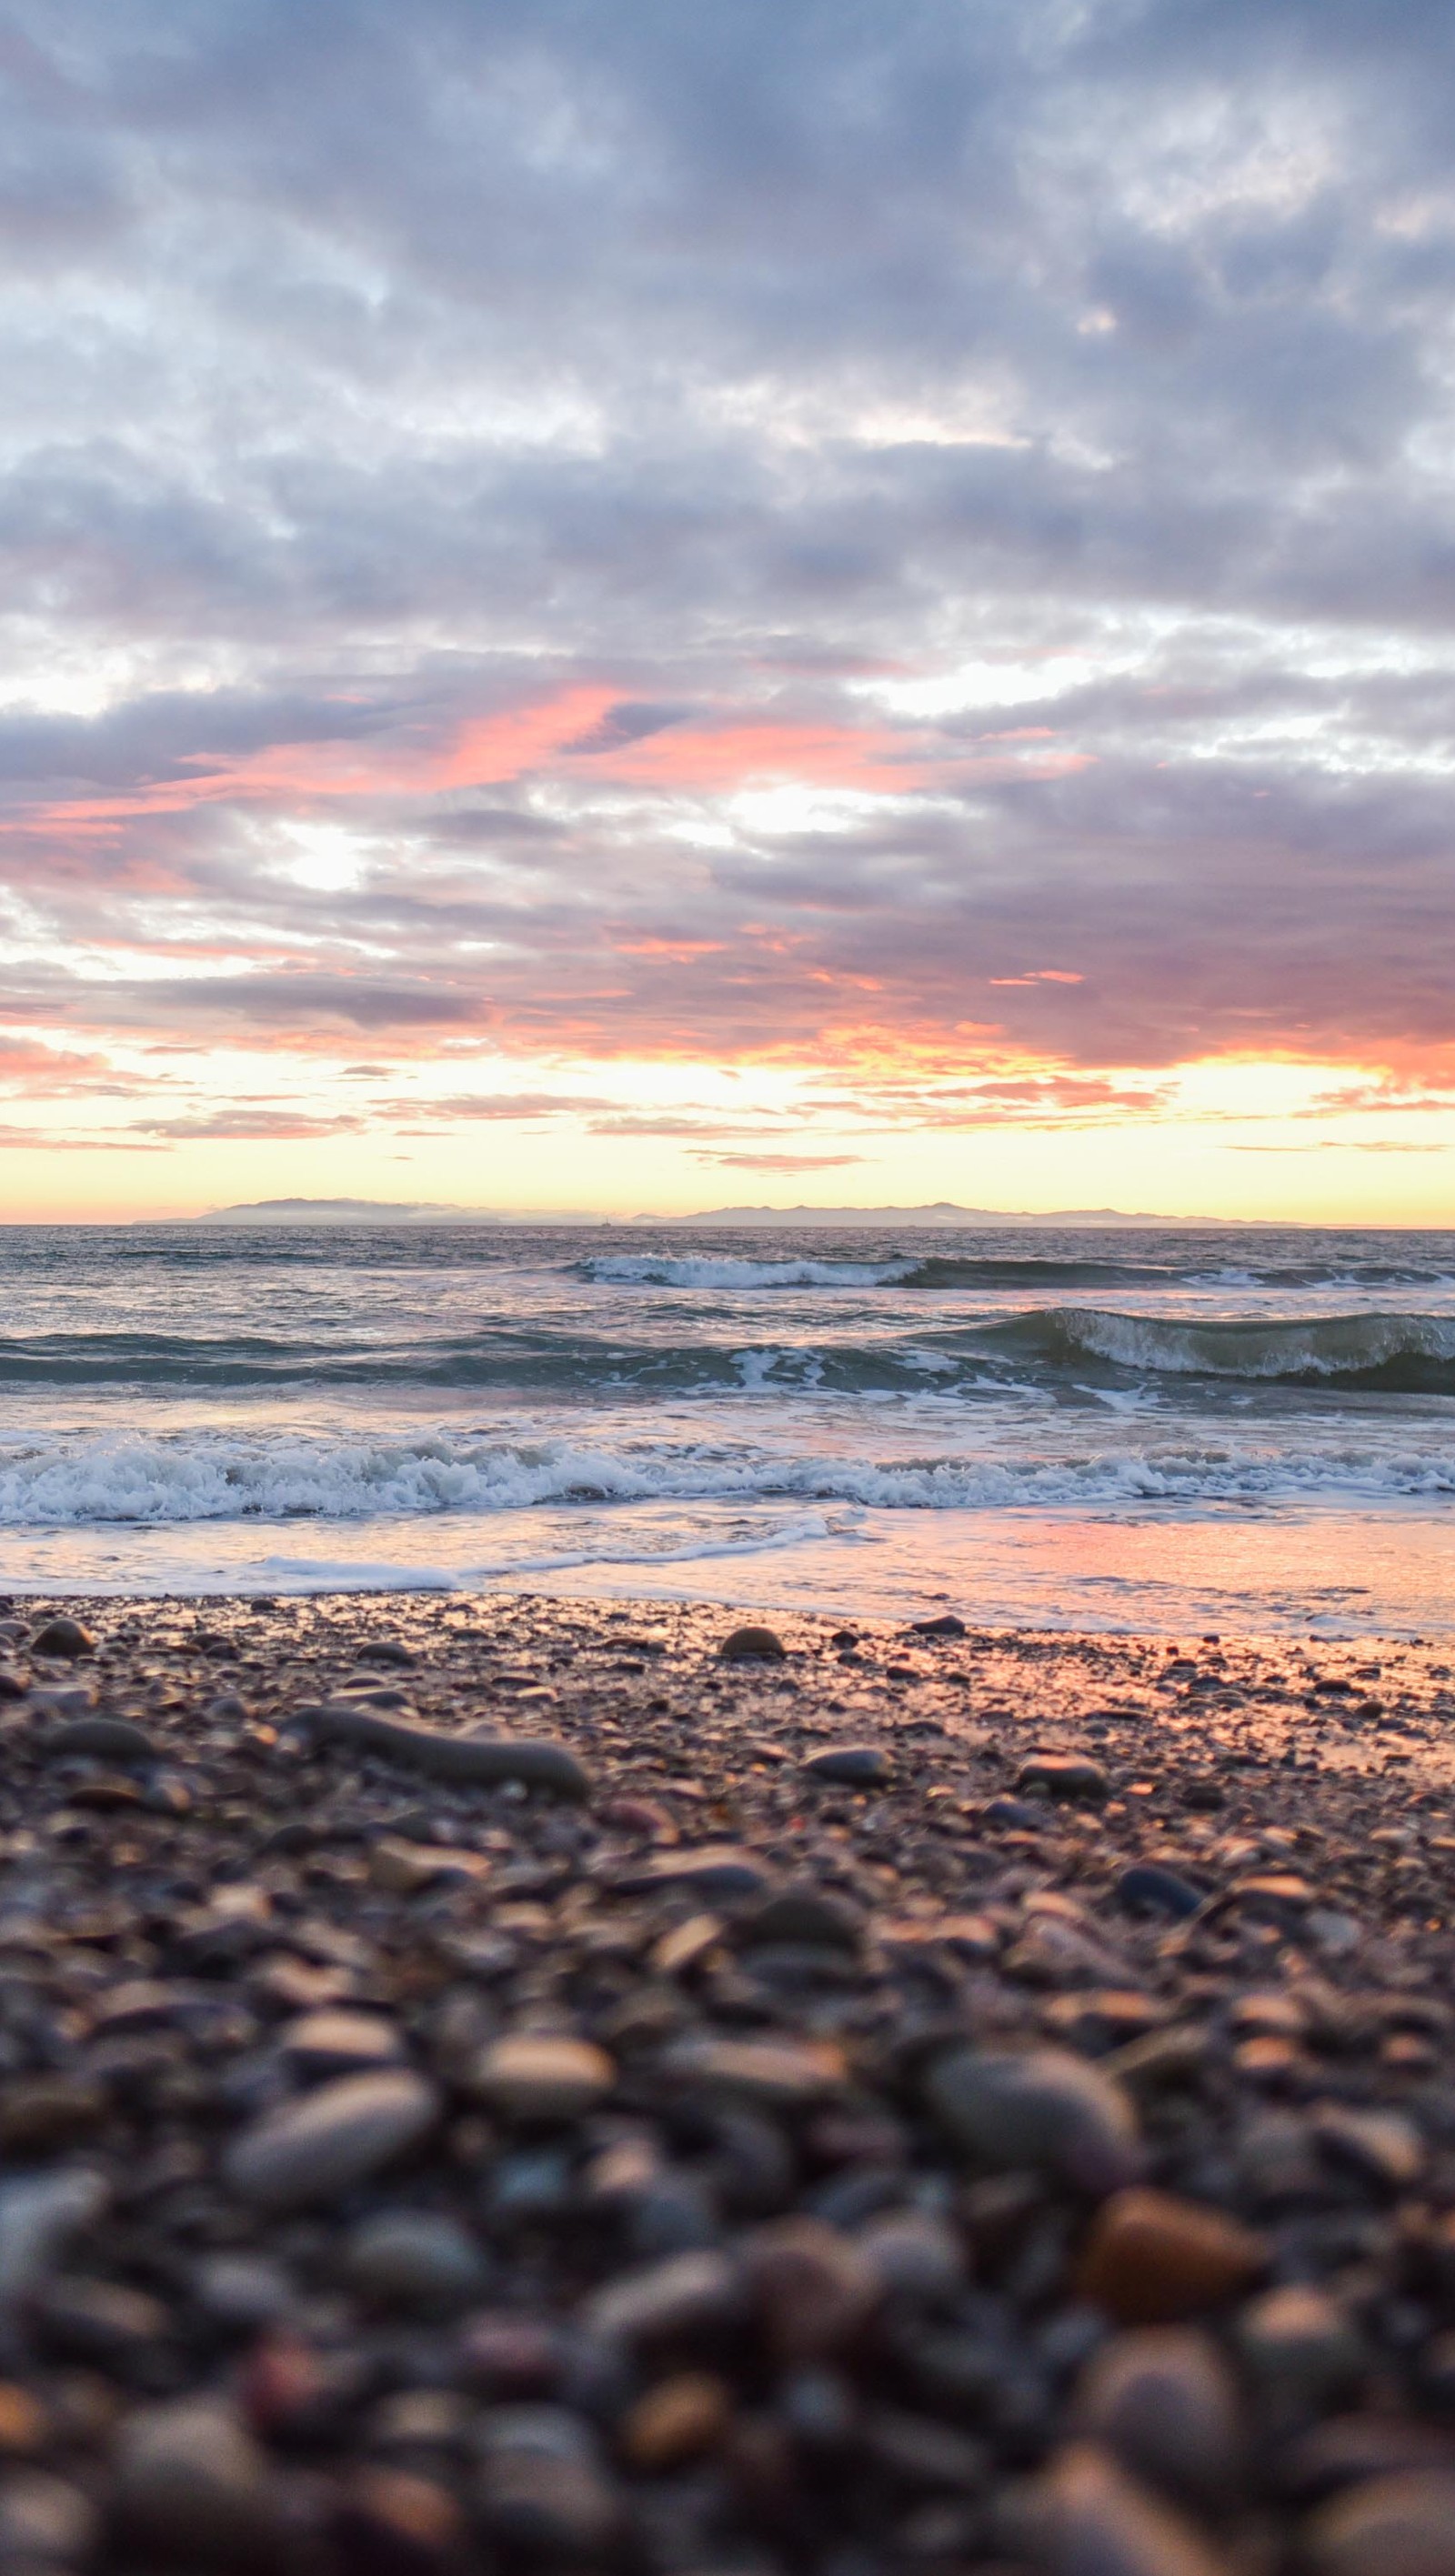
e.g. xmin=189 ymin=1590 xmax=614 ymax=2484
xmin=582 ymin=1254 xmax=914 ymax=1288
xmin=3 ymin=1419 xmax=1455 ymax=1527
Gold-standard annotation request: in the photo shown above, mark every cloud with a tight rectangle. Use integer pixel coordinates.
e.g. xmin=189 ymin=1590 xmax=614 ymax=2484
xmin=0 ymin=0 xmax=1452 ymax=1138
xmin=693 ymin=1150 xmax=867 ymax=1171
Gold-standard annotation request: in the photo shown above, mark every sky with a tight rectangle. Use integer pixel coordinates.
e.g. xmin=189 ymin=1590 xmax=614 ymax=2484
xmin=2 ymin=0 xmax=1455 ymax=1223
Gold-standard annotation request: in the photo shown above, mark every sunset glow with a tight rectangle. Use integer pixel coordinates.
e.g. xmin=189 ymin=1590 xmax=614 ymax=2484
xmin=1 ymin=5 xmax=1452 ymax=1223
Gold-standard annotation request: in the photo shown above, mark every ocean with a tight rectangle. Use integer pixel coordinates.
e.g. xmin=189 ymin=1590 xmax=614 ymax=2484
xmin=1 ymin=1221 xmax=1453 ymax=1635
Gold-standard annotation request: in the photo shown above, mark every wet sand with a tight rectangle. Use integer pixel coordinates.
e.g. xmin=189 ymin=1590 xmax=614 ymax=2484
xmin=1 ymin=1589 xmax=1454 ymax=2574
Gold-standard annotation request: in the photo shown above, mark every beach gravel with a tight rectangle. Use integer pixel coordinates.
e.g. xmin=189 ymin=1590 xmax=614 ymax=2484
xmin=0 ymin=1589 xmax=1451 ymax=2571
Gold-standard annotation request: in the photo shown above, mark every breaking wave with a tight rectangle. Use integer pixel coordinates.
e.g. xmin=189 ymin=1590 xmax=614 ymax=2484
xmin=3 ymin=1418 xmax=1455 ymax=1526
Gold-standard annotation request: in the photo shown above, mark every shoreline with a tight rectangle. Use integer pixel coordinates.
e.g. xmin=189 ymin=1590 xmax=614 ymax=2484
xmin=0 ymin=1590 xmax=1454 ymax=2569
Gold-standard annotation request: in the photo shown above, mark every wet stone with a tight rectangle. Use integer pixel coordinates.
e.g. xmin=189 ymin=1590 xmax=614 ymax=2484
xmin=925 ymin=2045 xmax=1141 ymax=2194
xmin=618 ymin=1844 xmax=774 ymax=1899
xmin=28 ymin=1619 xmax=94 ymax=1659
xmin=475 ymin=2407 xmax=619 ymax=2558
xmin=473 ymin=2034 xmax=616 ymax=2123
xmin=658 ymin=2033 xmax=848 ymax=2108
xmin=1017 ymin=1752 xmax=1109 ymax=1803
xmin=1074 ymin=2328 xmax=1244 ymax=2507
xmin=718 ymin=1626 xmax=787 ymax=1661
xmin=280 ymin=2007 xmax=406 ymax=2079
xmin=224 ymin=2069 xmax=441 ymax=2209
xmin=291 ymin=1704 xmax=592 ymax=1798
xmin=1118 ymin=1864 xmax=1204 ymax=1920
xmin=1236 ymin=2286 xmax=1365 ymax=2412
xmin=1304 ymin=2471 xmax=1455 ymax=2576
xmin=744 ymin=2216 xmax=878 ymax=2360
xmin=39 ymin=1715 xmax=156 ymax=1764
xmin=1077 ymin=2190 xmax=1269 ymax=2325
xmin=1036 ymin=2440 xmax=1231 ymax=2576
xmin=333 ymin=2467 xmax=465 ymax=2576
xmin=1313 ymin=2103 xmax=1426 ymax=2191
xmin=738 ymin=1882 xmax=863 ymax=1948
xmin=0 ymin=2469 xmax=99 ymax=2569
xmin=343 ymin=2209 xmax=489 ymax=2310
xmin=113 ymin=2396 xmax=277 ymax=2566
xmin=801 ymin=1744 xmax=890 ymax=1787
xmin=619 ymin=2371 xmax=732 ymax=2471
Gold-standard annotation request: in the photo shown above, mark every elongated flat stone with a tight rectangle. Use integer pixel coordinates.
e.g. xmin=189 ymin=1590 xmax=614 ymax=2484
xmin=40 ymin=1717 xmax=157 ymax=1765
xmin=617 ymin=1845 xmax=773 ymax=1899
xmin=801 ymin=1745 xmax=890 ymax=1787
xmin=289 ymin=1704 xmax=590 ymax=1798
xmin=224 ymin=2070 xmax=440 ymax=2208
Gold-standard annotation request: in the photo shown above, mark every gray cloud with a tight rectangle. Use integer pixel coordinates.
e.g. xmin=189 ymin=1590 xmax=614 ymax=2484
xmin=0 ymin=0 xmax=1453 ymax=1100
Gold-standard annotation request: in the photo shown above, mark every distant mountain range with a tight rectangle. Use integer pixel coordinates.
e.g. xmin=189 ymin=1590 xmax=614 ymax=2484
xmin=175 ymin=1196 xmax=1256 ymax=1228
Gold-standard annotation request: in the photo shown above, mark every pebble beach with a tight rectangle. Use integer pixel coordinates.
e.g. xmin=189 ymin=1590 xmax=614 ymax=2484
xmin=0 ymin=1591 xmax=1453 ymax=2572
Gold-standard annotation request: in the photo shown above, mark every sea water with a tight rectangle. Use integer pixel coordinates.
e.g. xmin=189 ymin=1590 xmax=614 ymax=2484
xmin=0 ymin=1221 xmax=1453 ymax=1633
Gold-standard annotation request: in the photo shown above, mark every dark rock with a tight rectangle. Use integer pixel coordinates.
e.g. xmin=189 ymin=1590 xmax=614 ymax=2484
xmin=344 ymin=2210 xmax=488 ymax=2310
xmin=473 ymin=2035 xmax=616 ymax=2122
xmin=113 ymin=2396 xmax=278 ymax=2565
xmin=28 ymin=1619 xmax=94 ymax=1659
xmin=332 ymin=2468 xmax=466 ymax=2576
xmin=39 ymin=1716 xmax=156 ymax=1765
xmin=718 ymin=1625 xmax=788 ymax=1660
xmin=1018 ymin=1751 xmax=1109 ymax=1802
xmin=1304 ymin=2471 xmax=1455 ymax=2576
xmin=617 ymin=1844 xmax=773 ymax=1899
xmin=0 ymin=2470 xmax=99 ymax=2569
xmin=802 ymin=1744 xmax=890 ymax=1787
xmin=1117 ymin=1865 xmax=1204 ymax=1920
xmin=909 ymin=1614 xmax=967 ymax=1636
xmin=1074 ymin=2328 xmax=1244 ymax=2505
xmin=1035 ymin=2441 xmax=1230 ymax=2576
xmin=739 ymin=1882 xmax=863 ymax=1949
xmin=925 ymin=2046 xmax=1141 ymax=2194
xmin=224 ymin=2070 xmax=441 ymax=2209
xmin=290 ymin=1704 xmax=591 ymax=1797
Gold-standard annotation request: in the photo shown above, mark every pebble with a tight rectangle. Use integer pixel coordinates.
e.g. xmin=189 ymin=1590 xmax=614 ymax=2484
xmin=1017 ymin=1752 xmax=1109 ymax=1802
xmin=801 ymin=1744 xmax=890 ymax=1786
xmin=333 ymin=2467 xmax=465 ymax=2575
xmin=0 ymin=2469 xmax=99 ymax=2568
xmin=1077 ymin=2190 xmax=1269 ymax=2323
xmin=280 ymin=2008 xmax=405 ymax=2077
xmin=371 ymin=1836 xmax=490 ymax=1893
xmin=224 ymin=2070 xmax=441 ymax=2208
xmin=343 ymin=2210 xmax=488 ymax=2309
xmin=0 ymin=2169 xmax=108 ymax=2310
xmin=40 ymin=1715 xmax=156 ymax=1764
xmin=909 ymin=1613 xmax=967 ymax=1636
xmin=742 ymin=2217 xmax=878 ymax=2360
xmin=1305 ymin=2471 xmax=1455 ymax=2576
xmin=1236 ymin=2286 xmax=1365 ymax=2411
xmin=476 ymin=2409 xmax=619 ymax=2557
xmin=619 ymin=1844 xmax=773 ymax=1899
xmin=291 ymin=1704 xmax=592 ymax=1797
xmin=1313 ymin=2104 xmax=1426 ymax=2191
xmin=1117 ymin=1863 xmax=1204 ymax=1919
xmin=619 ymin=2371 xmax=732 ymax=2470
xmin=0 ymin=1594 xmax=1447 ymax=2576
xmin=113 ymin=2396 xmax=277 ymax=2564
xmin=472 ymin=2034 xmax=616 ymax=2122
xmin=1037 ymin=2441 xmax=1231 ymax=2576
xmin=659 ymin=2033 xmax=848 ymax=2108
xmin=718 ymin=1626 xmax=788 ymax=1660
xmin=583 ymin=2250 xmax=743 ymax=2344
xmin=739 ymin=1882 xmax=863 ymax=1948
xmin=925 ymin=2045 xmax=1141 ymax=2192
xmin=1074 ymin=2329 xmax=1244 ymax=2505
xmin=27 ymin=1618 xmax=94 ymax=1659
